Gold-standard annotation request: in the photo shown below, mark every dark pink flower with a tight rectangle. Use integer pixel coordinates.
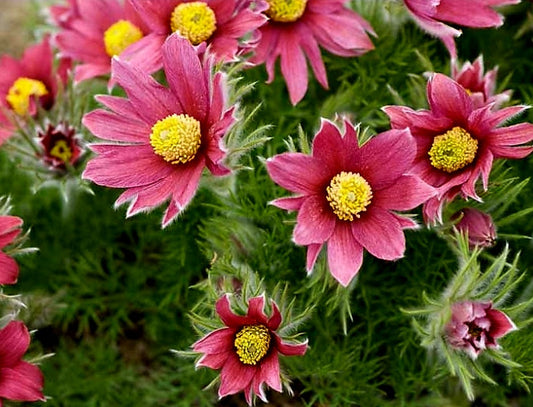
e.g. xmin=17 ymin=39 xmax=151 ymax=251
xmin=266 ymin=119 xmax=435 ymax=286
xmin=452 ymin=208 xmax=496 ymax=248
xmin=452 ymin=56 xmax=511 ymax=109
xmin=249 ymin=0 xmax=375 ymax=105
xmin=38 ymin=122 xmax=83 ymax=170
xmin=129 ymin=0 xmax=267 ymax=72
xmin=445 ymin=301 xmax=516 ymax=359
xmin=383 ymin=73 xmax=533 ymax=223
xmin=193 ymin=295 xmax=307 ymax=405
xmin=403 ymin=0 xmax=520 ymax=58
xmin=82 ymin=34 xmax=235 ymax=227
xmin=0 ymin=216 xmax=23 ymax=285
xmin=53 ymin=0 xmax=149 ymax=83
xmin=0 ymin=321 xmax=45 ymax=404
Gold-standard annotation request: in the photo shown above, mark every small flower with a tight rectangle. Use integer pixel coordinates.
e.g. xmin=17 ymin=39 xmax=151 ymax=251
xmin=445 ymin=301 xmax=516 ymax=359
xmin=0 ymin=215 xmax=23 ymax=285
xmin=0 ymin=321 xmax=45 ymax=404
xmin=82 ymin=34 xmax=235 ymax=227
xmin=452 ymin=208 xmax=496 ymax=248
xmin=266 ymin=119 xmax=435 ymax=286
xmin=249 ymin=0 xmax=375 ymax=105
xmin=37 ymin=122 xmax=83 ymax=170
xmin=193 ymin=295 xmax=307 ymax=405
xmin=403 ymin=0 xmax=520 ymax=57
xmin=383 ymin=73 xmax=533 ymax=223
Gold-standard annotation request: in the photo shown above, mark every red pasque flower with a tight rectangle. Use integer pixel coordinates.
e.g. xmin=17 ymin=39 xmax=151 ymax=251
xmin=193 ymin=295 xmax=307 ymax=405
xmin=452 ymin=207 xmax=496 ymax=248
xmin=0 ymin=321 xmax=45 ymax=404
xmin=403 ymin=0 xmax=520 ymax=58
xmin=38 ymin=122 xmax=83 ymax=170
xmin=249 ymin=0 xmax=375 ymax=105
xmin=266 ymin=119 xmax=435 ymax=286
xmin=445 ymin=301 xmax=516 ymax=359
xmin=82 ymin=34 xmax=235 ymax=227
xmin=383 ymin=73 xmax=533 ymax=223
xmin=0 ymin=215 xmax=23 ymax=285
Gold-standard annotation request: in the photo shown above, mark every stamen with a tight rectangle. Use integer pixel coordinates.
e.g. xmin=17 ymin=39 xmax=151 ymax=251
xmin=150 ymin=114 xmax=202 ymax=164
xmin=170 ymin=2 xmax=217 ymax=45
xmin=428 ymin=127 xmax=478 ymax=173
xmin=103 ymin=20 xmax=144 ymax=57
xmin=265 ymin=0 xmax=308 ymax=23
xmin=234 ymin=325 xmax=271 ymax=365
xmin=6 ymin=77 xmax=48 ymax=116
xmin=326 ymin=171 xmax=373 ymax=221
xmin=49 ymin=140 xmax=73 ymax=163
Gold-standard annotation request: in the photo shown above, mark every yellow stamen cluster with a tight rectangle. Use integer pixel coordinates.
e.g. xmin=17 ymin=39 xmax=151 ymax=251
xmin=50 ymin=140 xmax=73 ymax=163
xmin=327 ymin=171 xmax=373 ymax=222
xmin=103 ymin=20 xmax=144 ymax=57
xmin=428 ymin=127 xmax=478 ymax=173
xmin=170 ymin=2 xmax=217 ymax=45
xmin=150 ymin=114 xmax=202 ymax=164
xmin=234 ymin=325 xmax=271 ymax=365
xmin=265 ymin=0 xmax=308 ymax=23
xmin=6 ymin=77 xmax=48 ymax=116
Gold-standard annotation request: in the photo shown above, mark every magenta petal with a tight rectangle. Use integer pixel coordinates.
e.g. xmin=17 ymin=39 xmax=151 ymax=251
xmin=0 ymin=216 xmax=22 ymax=236
xmin=311 ymin=119 xmax=350 ymax=170
xmin=82 ymin=109 xmax=150 ymax=143
xmin=270 ymin=196 xmax=306 ymax=211
xmin=306 ymin=243 xmax=323 ymax=272
xmin=327 ymin=222 xmax=364 ymax=286
xmin=373 ymin=175 xmax=435 ymax=211
xmin=196 ymin=350 xmax=231 ymax=370
xmin=428 ymin=74 xmax=473 ymax=125
xmin=215 ymin=295 xmax=252 ymax=328
xmin=258 ymin=351 xmax=282 ymax=393
xmin=274 ymin=334 xmax=308 ymax=356
xmin=74 ymin=63 xmax=111 ymax=83
xmin=489 ymin=122 xmax=533 ymax=147
xmin=293 ymin=195 xmax=335 ymax=245
xmin=0 ymin=229 xmax=21 ymax=250
xmin=279 ymin=32 xmax=309 ymax=105
xmin=0 ymin=322 xmax=30 ymax=366
xmin=266 ymin=153 xmax=328 ymax=195
xmin=486 ymin=309 xmax=517 ymax=339
xmin=0 ymin=253 xmax=19 ymax=285
xmin=218 ymin=355 xmax=256 ymax=398
xmin=246 ymin=296 xmax=268 ymax=325
xmin=267 ymin=301 xmax=282 ymax=331
xmin=0 ymin=362 xmax=44 ymax=402
xmin=193 ymin=328 xmax=234 ymax=354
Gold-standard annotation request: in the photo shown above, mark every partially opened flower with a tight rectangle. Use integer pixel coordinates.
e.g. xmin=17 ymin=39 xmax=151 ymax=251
xmin=383 ymin=73 xmax=533 ymax=223
xmin=452 ymin=208 xmax=496 ymax=248
xmin=82 ymin=34 xmax=235 ymax=227
xmin=445 ymin=301 xmax=516 ymax=359
xmin=249 ymin=0 xmax=375 ymax=105
xmin=38 ymin=122 xmax=83 ymax=170
xmin=266 ymin=119 xmax=435 ymax=286
xmin=0 ymin=215 xmax=23 ymax=285
xmin=193 ymin=295 xmax=307 ymax=405
xmin=0 ymin=321 xmax=45 ymax=404
xmin=403 ymin=0 xmax=520 ymax=58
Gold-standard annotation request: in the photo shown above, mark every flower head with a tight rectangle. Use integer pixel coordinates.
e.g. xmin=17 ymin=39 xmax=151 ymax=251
xmin=383 ymin=73 xmax=533 ymax=223
xmin=403 ymin=0 xmax=520 ymax=58
xmin=446 ymin=301 xmax=516 ymax=359
xmin=38 ymin=122 xmax=83 ymax=170
xmin=82 ymin=34 xmax=235 ymax=227
xmin=266 ymin=119 xmax=435 ymax=286
xmin=0 ymin=215 xmax=23 ymax=285
xmin=250 ymin=0 xmax=375 ymax=105
xmin=0 ymin=321 xmax=45 ymax=404
xmin=452 ymin=208 xmax=496 ymax=248
xmin=193 ymin=294 xmax=307 ymax=405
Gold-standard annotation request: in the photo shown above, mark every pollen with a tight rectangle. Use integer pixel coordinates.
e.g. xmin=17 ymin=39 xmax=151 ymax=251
xmin=327 ymin=171 xmax=373 ymax=222
xmin=50 ymin=140 xmax=73 ymax=164
xmin=428 ymin=127 xmax=478 ymax=173
xmin=265 ymin=0 xmax=308 ymax=23
xmin=103 ymin=20 xmax=144 ymax=57
xmin=170 ymin=2 xmax=217 ymax=45
xmin=6 ymin=77 xmax=48 ymax=116
xmin=234 ymin=325 xmax=271 ymax=365
xmin=150 ymin=114 xmax=202 ymax=164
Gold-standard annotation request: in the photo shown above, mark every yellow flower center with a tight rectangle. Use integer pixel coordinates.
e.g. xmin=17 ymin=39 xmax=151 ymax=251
xmin=50 ymin=140 xmax=73 ymax=163
xmin=234 ymin=325 xmax=271 ymax=365
xmin=6 ymin=77 xmax=48 ymax=116
xmin=103 ymin=20 xmax=144 ymax=57
xmin=150 ymin=114 xmax=202 ymax=164
xmin=170 ymin=2 xmax=217 ymax=45
xmin=428 ymin=127 xmax=478 ymax=173
xmin=327 ymin=171 xmax=373 ymax=221
xmin=265 ymin=0 xmax=308 ymax=22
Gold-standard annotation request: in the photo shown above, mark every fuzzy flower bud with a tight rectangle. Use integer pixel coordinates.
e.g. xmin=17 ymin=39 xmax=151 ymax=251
xmin=453 ymin=208 xmax=496 ymax=249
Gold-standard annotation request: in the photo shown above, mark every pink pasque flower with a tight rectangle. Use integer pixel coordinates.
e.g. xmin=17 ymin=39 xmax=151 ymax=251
xmin=38 ymin=122 xmax=83 ymax=170
xmin=129 ymin=0 xmax=267 ymax=71
xmin=53 ymin=0 xmax=149 ymax=83
xmin=445 ymin=301 xmax=516 ymax=359
xmin=266 ymin=119 xmax=435 ymax=286
xmin=249 ymin=0 xmax=375 ymax=105
xmin=453 ymin=56 xmax=511 ymax=109
xmin=193 ymin=295 xmax=307 ymax=405
xmin=0 ymin=215 xmax=23 ymax=285
xmin=383 ymin=73 xmax=533 ymax=223
xmin=403 ymin=0 xmax=520 ymax=58
xmin=452 ymin=207 xmax=496 ymax=248
xmin=0 ymin=321 xmax=45 ymax=404
xmin=82 ymin=34 xmax=235 ymax=227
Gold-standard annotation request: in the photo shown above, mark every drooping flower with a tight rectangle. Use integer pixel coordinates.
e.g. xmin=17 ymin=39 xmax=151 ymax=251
xmin=266 ymin=119 xmax=435 ymax=286
xmin=403 ymin=0 xmax=520 ymax=58
xmin=452 ymin=56 xmax=511 ymax=109
xmin=37 ymin=122 xmax=83 ymax=170
xmin=249 ymin=0 xmax=375 ymax=105
xmin=445 ymin=301 xmax=516 ymax=359
xmin=452 ymin=208 xmax=496 ymax=248
xmin=0 ymin=215 xmax=23 ymax=285
xmin=383 ymin=73 xmax=533 ymax=223
xmin=82 ymin=34 xmax=235 ymax=227
xmin=53 ymin=0 xmax=149 ymax=83
xmin=0 ymin=321 xmax=45 ymax=404
xmin=128 ymin=0 xmax=267 ymax=71
xmin=193 ymin=294 xmax=307 ymax=405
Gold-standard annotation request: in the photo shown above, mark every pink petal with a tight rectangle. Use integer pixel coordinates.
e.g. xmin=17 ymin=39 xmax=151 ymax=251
xmin=0 ymin=253 xmax=18 ymax=285
xmin=74 ymin=63 xmax=111 ymax=83
xmin=436 ymin=0 xmax=504 ymax=28
xmin=489 ymin=122 xmax=533 ymax=147
xmin=0 ymin=362 xmax=44 ymax=402
xmin=293 ymin=195 xmax=336 ymax=245
xmin=383 ymin=106 xmax=453 ymax=134
xmin=82 ymin=109 xmax=150 ymax=143
xmin=311 ymin=119 xmax=352 ymax=171
xmin=196 ymin=350 xmax=231 ymax=370
xmin=266 ymin=153 xmax=328 ymax=195
xmin=267 ymin=301 xmax=282 ymax=331
xmin=274 ymin=334 xmax=308 ymax=356
xmin=427 ymin=74 xmax=473 ymax=125
xmin=486 ymin=309 xmax=517 ymax=339
xmin=216 ymin=295 xmax=253 ymax=328
xmin=120 ymin=33 xmax=165 ymax=75
xmin=0 ymin=322 xmax=30 ymax=367
xmin=279 ymin=30 xmax=309 ymax=105
xmin=257 ymin=351 xmax=281 ymax=392
xmin=298 ymin=25 xmax=328 ymax=89
xmin=169 ymin=157 xmax=205 ymax=210
xmin=270 ymin=196 xmax=306 ymax=211
xmin=246 ymin=296 xmax=268 ymax=325
xmin=327 ymin=222 xmax=364 ymax=286
xmin=0 ymin=216 xmax=22 ymax=237
xmin=218 ymin=355 xmax=256 ymax=398
xmin=306 ymin=243 xmax=323 ymax=272
xmin=193 ymin=327 xmax=234 ymax=354
xmin=373 ymin=175 xmax=435 ymax=211
xmin=0 ymin=229 xmax=21 ymax=250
